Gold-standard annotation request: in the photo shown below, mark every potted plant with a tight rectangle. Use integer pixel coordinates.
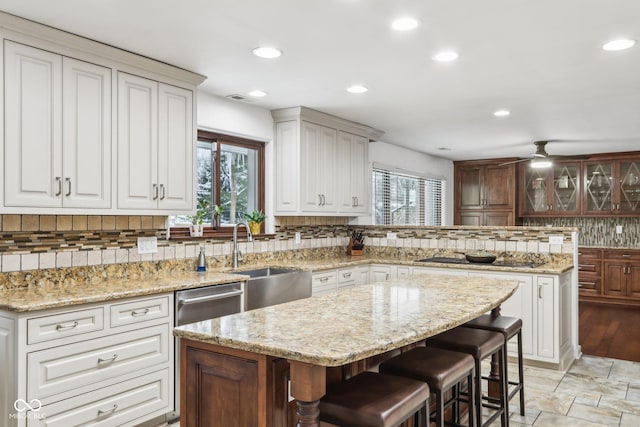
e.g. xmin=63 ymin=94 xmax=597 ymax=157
xmin=243 ymin=209 xmax=265 ymax=235
xmin=212 ymin=204 xmax=223 ymax=227
xmin=189 ymin=199 xmax=211 ymax=237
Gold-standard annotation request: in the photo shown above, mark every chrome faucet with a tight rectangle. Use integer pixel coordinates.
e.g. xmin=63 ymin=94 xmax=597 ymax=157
xmin=232 ymin=223 xmax=253 ymax=268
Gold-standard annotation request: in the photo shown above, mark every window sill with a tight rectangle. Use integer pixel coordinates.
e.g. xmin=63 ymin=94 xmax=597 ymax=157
xmin=168 ymin=227 xmax=273 ymax=241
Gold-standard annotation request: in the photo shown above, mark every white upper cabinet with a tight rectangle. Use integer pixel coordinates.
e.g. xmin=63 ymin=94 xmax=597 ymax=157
xmin=337 ymin=131 xmax=369 ymax=214
xmin=272 ymin=107 xmax=382 ymax=216
xmin=4 ymin=41 xmax=111 ymax=209
xmin=0 ymin=13 xmax=205 ymax=214
xmin=118 ymin=74 xmax=194 ymax=211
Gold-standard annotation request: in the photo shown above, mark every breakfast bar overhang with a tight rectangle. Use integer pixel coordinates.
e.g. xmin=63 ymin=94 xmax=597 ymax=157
xmin=174 ymin=274 xmax=520 ymax=426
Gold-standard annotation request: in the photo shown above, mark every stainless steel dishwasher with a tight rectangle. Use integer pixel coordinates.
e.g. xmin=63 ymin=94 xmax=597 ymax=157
xmin=168 ymin=282 xmax=244 ymax=422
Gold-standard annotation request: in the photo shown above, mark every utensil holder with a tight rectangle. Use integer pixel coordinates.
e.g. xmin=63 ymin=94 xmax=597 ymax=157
xmin=347 ymin=239 xmax=364 ymax=256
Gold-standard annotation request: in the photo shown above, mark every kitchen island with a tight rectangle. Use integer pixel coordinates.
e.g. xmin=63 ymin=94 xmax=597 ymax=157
xmin=174 ymin=274 xmax=519 ymax=427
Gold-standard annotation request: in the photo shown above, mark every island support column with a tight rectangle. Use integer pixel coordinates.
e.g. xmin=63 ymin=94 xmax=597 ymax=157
xmin=289 ymin=361 xmax=327 ymax=426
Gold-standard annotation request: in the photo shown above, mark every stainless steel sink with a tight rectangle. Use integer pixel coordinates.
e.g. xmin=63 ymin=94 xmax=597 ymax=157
xmin=233 ymin=267 xmax=312 ymax=310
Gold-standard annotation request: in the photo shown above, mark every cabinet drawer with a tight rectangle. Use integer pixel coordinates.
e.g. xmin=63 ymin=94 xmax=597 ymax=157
xmin=337 ymin=269 xmax=356 ymax=284
xmin=577 ymin=248 xmax=602 ymax=259
xmin=28 ymin=307 xmax=105 ymax=345
xmin=110 ymin=295 xmax=170 ymax=328
xmin=28 ymin=324 xmax=169 ymax=400
xmin=27 ymin=369 xmax=170 ymax=427
xmin=312 ymin=271 xmax=337 ymax=295
xmin=603 ymin=250 xmax=640 ymax=261
xmin=578 ymin=261 xmax=601 ymax=274
xmin=578 ymin=279 xmax=601 ymax=293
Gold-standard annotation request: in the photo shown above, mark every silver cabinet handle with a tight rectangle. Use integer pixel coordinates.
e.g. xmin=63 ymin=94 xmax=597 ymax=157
xmin=56 ymin=321 xmax=78 ymax=331
xmin=97 ymin=404 xmax=118 ymax=416
xmin=98 ymin=354 xmax=118 ymax=363
xmin=385 ymin=273 xmax=390 ymax=280
xmin=623 ymin=254 xmax=632 ymax=258
xmin=178 ymin=289 xmax=243 ymax=306
xmin=65 ymin=177 xmax=71 ymax=197
xmin=319 ymin=277 xmax=329 ymax=282
xmin=356 ymin=197 xmax=359 ymax=206
xmin=318 ymin=194 xmax=322 ymax=206
xmin=538 ymin=285 xmax=543 ymax=299
xmin=153 ymin=184 xmax=158 ymax=200
xmin=55 ymin=177 xmax=62 ymax=196
xmin=160 ymin=184 xmax=166 ymax=200
xmin=131 ymin=308 xmax=150 ymax=317
xmin=321 ymin=194 xmax=326 ymax=206
xmin=342 ymin=272 xmax=352 ymax=278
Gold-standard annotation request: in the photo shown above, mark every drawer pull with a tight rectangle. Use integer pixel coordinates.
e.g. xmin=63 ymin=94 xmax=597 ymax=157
xmin=319 ymin=277 xmax=329 ymax=283
xmin=623 ymin=254 xmax=632 ymax=258
xmin=97 ymin=404 xmax=118 ymax=417
xmin=56 ymin=321 xmax=79 ymax=331
xmin=342 ymin=272 xmax=352 ymax=278
xmin=131 ymin=308 xmax=150 ymax=317
xmin=98 ymin=354 xmax=118 ymax=364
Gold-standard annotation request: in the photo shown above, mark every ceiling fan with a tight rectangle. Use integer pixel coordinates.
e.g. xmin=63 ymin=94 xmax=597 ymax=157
xmin=499 ymin=140 xmax=589 ymax=168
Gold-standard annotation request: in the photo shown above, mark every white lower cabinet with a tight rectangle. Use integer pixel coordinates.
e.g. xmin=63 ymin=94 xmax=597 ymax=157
xmin=370 ymin=265 xmax=396 ymax=282
xmin=0 ymin=294 xmax=174 ymax=427
xmin=312 ymin=271 xmax=338 ymax=295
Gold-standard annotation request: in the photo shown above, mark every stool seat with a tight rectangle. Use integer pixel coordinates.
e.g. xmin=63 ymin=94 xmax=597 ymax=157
xmin=464 ymin=315 xmax=522 ymax=339
xmin=380 ymin=347 xmax=475 ymax=427
xmin=380 ymin=347 xmax=474 ymax=390
xmin=426 ymin=327 xmax=503 ymax=359
xmin=320 ymin=371 xmax=429 ymax=427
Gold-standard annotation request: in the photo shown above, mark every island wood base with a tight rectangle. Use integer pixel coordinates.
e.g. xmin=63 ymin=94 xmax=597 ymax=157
xmin=180 ymin=339 xmax=463 ymax=427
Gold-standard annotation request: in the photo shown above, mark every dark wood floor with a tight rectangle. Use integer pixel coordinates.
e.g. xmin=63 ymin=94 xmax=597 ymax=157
xmin=579 ymin=301 xmax=640 ymax=362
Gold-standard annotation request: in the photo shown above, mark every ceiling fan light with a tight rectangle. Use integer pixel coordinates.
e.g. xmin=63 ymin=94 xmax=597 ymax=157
xmin=530 ymin=158 xmax=552 ymax=169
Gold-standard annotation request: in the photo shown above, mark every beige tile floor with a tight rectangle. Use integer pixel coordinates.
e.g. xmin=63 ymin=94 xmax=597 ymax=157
xmin=162 ymin=355 xmax=640 ymax=427
xmin=491 ymin=355 xmax=640 ymax=427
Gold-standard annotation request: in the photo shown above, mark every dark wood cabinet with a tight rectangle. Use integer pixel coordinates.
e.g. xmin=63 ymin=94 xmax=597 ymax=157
xmin=583 ymin=158 xmax=640 ymax=216
xmin=454 ymin=160 xmax=516 ymax=226
xmin=577 ymin=248 xmax=602 ymax=296
xmin=581 ymin=248 xmax=640 ymax=306
xmin=520 ymin=161 xmax=581 ymax=216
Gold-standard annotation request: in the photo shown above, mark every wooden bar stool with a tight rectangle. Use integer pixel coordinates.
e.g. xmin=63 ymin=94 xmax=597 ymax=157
xmin=319 ymin=371 xmax=429 ymax=427
xmin=379 ymin=346 xmax=476 ymax=427
xmin=464 ymin=315 xmax=525 ymax=416
xmin=426 ymin=327 xmax=509 ymax=427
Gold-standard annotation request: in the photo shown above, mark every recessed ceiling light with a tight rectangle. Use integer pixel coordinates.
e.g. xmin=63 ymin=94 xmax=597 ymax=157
xmin=602 ymin=39 xmax=636 ymax=51
xmin=252 ymin=46 xmax=283 ymax=59
xmin=347 ymin=85 xmax=368 ymax=94
xmin=494 ymin=109 xmax=511 ymax=117
xmin=432 ymin=50 xmax=459 ymax=62
xmin=391 ymin=17 xmax=419 ymax=32
xmin=248 ymin=90 xmax=267 ymax=98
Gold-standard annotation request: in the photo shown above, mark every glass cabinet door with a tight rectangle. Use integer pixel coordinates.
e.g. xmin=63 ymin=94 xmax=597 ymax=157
xmin=552 ymin=163 xmax=579 ymax=213
xmin=523 ymin=168 xmax=549 ymax=213
xmin=584 ymin=161 xmax=613 ymax=213
xmin=618 ymin=161 xmax=640 ymax=213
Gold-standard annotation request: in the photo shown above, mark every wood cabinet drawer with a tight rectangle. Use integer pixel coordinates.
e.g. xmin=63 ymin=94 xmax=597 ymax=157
xmin=110 ymin=295 xmax=170 ymax=328
xmin=578 ymin=279 xmax=601 ymax=293
xmin=28 ymin=324 xmax=170 ymax=400
xmin=578 ymin=261 xmax=601 ymax=274
xmin=27 ymin=369 xmax=170 ymax=427
xmin=312 ymin=271 xmax=337 ymax=295
xmin=577 ymin=248 xmax=602 ymax=259
xmin=603 ymin=250 xmax=640 ymax=261
xmin=27 ymin=307 xmax=105 ymax=345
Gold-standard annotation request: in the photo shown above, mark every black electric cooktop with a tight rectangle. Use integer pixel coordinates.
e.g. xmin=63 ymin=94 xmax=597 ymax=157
xmin=416 ymin=257 xmax=542 ymax=268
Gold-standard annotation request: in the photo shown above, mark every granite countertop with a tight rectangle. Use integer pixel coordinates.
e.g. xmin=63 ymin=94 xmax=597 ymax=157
xmin=174 ymin=274 xmax=519 ymax=366
xmin=0 ymin=271 xmax=250 ymax=313
xmin=228 ymin=255 xmax=574 ymax=275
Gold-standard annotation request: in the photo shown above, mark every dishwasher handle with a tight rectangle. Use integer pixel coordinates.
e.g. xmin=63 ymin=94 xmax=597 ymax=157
xmin=178 ymin=289 xmax=243 ymax=307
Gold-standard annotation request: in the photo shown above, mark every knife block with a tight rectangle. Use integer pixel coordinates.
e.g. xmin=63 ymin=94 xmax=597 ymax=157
xmin=347 ymin=238 xmax=364 ymax=256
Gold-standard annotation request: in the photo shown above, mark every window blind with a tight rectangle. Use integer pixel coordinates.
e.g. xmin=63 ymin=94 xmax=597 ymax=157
xmin=372 ymin=166 xmax=444 ymax=226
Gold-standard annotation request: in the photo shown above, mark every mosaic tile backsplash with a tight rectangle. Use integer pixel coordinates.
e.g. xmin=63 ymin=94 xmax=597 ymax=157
xmin=523 ymin=217 xmax=640 ymax=247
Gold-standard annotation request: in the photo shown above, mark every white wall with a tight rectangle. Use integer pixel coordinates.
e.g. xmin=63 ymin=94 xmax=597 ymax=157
xmin=354 ymin=141 xmax=454 ymax=225
xmin=197 ymin=91 xmax=276 ymax=231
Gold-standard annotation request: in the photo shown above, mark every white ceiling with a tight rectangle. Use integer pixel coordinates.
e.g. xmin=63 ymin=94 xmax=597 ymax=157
xmin=1 ymin=0 xmax=639 ymax=161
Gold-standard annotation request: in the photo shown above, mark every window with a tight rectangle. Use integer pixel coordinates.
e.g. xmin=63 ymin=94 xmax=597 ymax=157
xmin=372 ymin=165 xmax=445 ymax=226
xmin=171 ymin=130 xmax=265 ymax=237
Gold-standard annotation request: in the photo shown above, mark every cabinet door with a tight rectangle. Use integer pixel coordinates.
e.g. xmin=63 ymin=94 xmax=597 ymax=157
xmin=455 ymin=211 xmax=483 ymax=226
xmin=536 ymin=277 xmax=556 ymax=359
xmin=522 ymin=168 xmax=549 ymax=214
xmin=62 ymin=58 xmax=112 ymax=208
xmin=627 ymin=263 xmax=640 ymax=299
xmin=551 ymin=162 xmax=580 ymax=214
xmin=300 ymin=122 xmax=323 ymax=211
xmin=369 ymin=265 xmax=395 ymax=282
xmin=317 ymin=125 xmax=337 ymax=211
xmin=603 ymin=261 xmax=626 ymax=296
xmin=117 ymin=72 xmax=158 ymax=209
xmin=336 ymin=131 xmax=354 ymax=211
xmin=617 ymin=161 xmax=640 ymax=214
xmin=583 ymin=161 xmax=613 ymax=215
xmin=484 ymin=211 xmax=513 ymax=226
xmin=350 ymin=134 xmax=369 ymax=213
xmin=456 ymin=166 xmax=483 ymax=209
xmin=4 ymin=41 xmax=63 ymax=207
xmin=274 ymin=121 xmax=298 ymax=213
xmin=483 ymin=164 xmax=514 ymax=209
xmin=158 ymin=83 xmax=193 ymax=211
xmin=354 ymin=266 xmax=370 ymax=285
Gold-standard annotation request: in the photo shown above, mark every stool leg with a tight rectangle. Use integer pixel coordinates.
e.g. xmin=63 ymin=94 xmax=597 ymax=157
xmin=517 ymin=330 xmax=525 ymax=416
xmin=467 ymin=370 xmax=475 ymax=427
xmin=500 ymin=347 xmax=509 ymax=427
xmin=436 ymin=389 xmax=444 ymax=427
xmin=417 ymin=401 xmax=428 ymax=427
xmin=474 ymin=359 xmax=482 ymax=427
